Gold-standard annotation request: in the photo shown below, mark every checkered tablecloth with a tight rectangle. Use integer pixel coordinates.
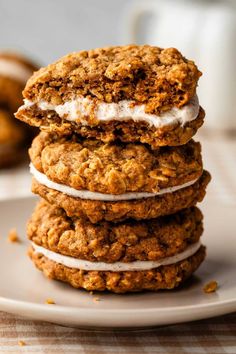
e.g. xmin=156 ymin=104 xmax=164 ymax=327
xmin=0 ymin=133 xmax=235 ymax=353
xmin=0 ymin=311 xmax=235 ymax=353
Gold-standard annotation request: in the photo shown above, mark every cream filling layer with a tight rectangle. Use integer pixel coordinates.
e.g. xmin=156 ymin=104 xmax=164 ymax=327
xmin=0 ymin=58 xmax=32 ymax=83
xmin=31 ymin=241 xmax=201 ymax=272
xmin=30 ymin=163 xmax=198 ymax=201
xmin=22 ymin=94 xmax=199 ymax=128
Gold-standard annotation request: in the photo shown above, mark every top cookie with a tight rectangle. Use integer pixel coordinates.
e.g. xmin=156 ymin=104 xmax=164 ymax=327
xmin=21 ymin=45 xmax=201 ymax=108
xmin=16 ymin=45 xmax=203 ymax=147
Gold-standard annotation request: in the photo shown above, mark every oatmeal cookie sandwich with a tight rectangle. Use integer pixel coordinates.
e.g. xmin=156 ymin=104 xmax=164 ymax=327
xmin=29 ymin=131 xmax=210 ymax=223
xmin=28 ymin=200 xmax=206 ymax=293
xmin=15 ymin=44 xmax=210 ymax=293
xmin=16 ymin=45 xmax=204 ymax=148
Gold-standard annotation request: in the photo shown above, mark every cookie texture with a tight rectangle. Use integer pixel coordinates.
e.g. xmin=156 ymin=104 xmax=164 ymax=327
xmin=28 ymin=199 xmax=203 ymax=263
xmin=21 ymin=45 xmax=201 ymax=111
xmin=30 ymin=132 xmax=203 ymax=194
xmin=16 ymin=104 xmax=204 ymax=148
xmin=28 ymin=245 xmax=206 ymax=293
xmin=15 ymin=45 xmax=203 ymax=147
xmin=17 ymin=45 xmax=208 ymax=294
xmin=32 ymin=170 xmax=210 ymax=223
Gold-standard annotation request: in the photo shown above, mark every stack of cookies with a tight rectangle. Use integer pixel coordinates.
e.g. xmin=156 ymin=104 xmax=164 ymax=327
xmin=16 ymin=45 xmax=210 ymax=293
xmin=0 ymin=53 xmax=37 ymax=168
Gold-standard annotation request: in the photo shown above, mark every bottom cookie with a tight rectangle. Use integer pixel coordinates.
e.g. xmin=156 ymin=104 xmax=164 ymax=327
xmin=28 ymin=245 xmax=206 ymax=294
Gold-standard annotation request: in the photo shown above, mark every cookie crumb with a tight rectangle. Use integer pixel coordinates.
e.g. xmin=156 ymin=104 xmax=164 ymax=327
xmin=8 ymin=228 xmax=20 ymax=243
xmin=18 ymin=340 xmax=26 ymax=346
xmin=89 ymin=291 xmax=94 ymax=295
xmin=93 ymin=297 xmax=101 ymax=302
xmin=45 ymin=298 xmax=55 ymax=304
xmin=203 ymin=281 xmax=218 ymax=293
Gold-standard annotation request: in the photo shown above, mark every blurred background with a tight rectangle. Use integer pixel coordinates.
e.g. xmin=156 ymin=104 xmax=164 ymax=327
xmin=0 ymin=0 xmax=127 ymax=64
xmin=0 ymin=0 xmax=235 ymax=205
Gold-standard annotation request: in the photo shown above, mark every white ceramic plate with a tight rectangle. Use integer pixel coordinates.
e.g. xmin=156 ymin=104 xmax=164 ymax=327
xmin=0 ymin=196 xmax=235 ymax=329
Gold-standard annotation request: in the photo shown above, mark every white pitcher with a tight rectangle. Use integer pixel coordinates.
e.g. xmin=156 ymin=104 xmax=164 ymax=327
xmin=123 ymin=0 xmax=236 ymax=132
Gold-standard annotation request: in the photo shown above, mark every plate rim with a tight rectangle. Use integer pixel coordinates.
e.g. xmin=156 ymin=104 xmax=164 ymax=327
xmin=0 ymin=295 xmax=235 ymax=315
xmin=0 ymin=295 xmax=235 ymax=328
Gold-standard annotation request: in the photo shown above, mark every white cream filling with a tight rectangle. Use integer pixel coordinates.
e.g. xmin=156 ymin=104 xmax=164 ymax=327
xmin=31 ymin=241 xmax=201 ymax=272
xmin=30 ymin=163 xmax=198 ymax=201
xmin=22 ymin=94 xmax=199 ymax=128
xmin=0 ymin=58 xmax=32 ymax=83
